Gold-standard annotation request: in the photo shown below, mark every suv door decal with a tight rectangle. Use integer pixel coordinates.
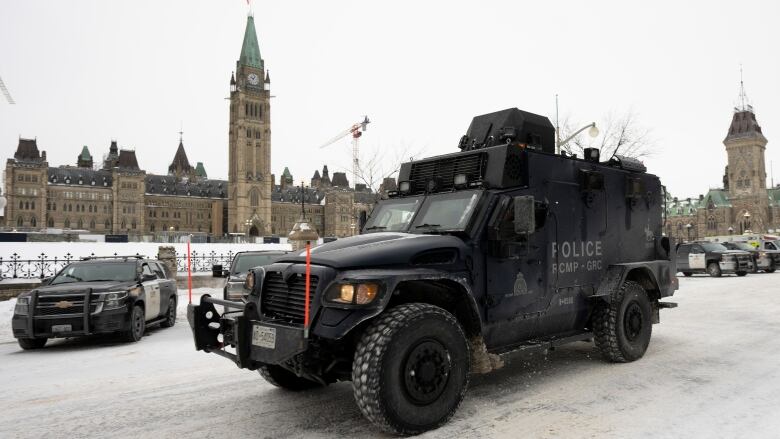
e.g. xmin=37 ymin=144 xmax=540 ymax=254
xmin=141 ymin=263 xmax=162 ymax=320
xmin=690 ymin=245 xmax=706 ymax=269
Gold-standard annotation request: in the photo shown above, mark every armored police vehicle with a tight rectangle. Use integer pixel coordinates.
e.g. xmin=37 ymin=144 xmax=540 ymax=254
xmin=675 ymin=241 xmax=753 ymax=277
xmin=188 ymin=108 xmax=678 ymax=435
xmin=13 ymin=256 xmax=177 ymax=349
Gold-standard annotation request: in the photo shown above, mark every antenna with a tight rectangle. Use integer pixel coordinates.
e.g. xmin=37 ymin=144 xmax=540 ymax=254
xmin=179 ymin=121 xmax=184 ymax=144
xmin=555 ymin=94 xmax=560 ymax=154
xmin=737 ymin=64 xmax=750 ymax=112
xmin=0 ymin=75 xmax=15 ymax=104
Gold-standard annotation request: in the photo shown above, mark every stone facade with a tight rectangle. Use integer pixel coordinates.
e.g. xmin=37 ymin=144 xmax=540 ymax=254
xmin=1 ymin=16 xmax=382 ymax=240
xmin=665 ymin=100 xmax=780 ymax=241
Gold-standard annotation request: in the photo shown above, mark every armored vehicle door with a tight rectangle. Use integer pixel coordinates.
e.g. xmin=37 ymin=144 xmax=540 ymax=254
xmin=140 ymin=262 xmax=162 ymax=320
xmin=483 ymin=194 xmax=546 ymax=346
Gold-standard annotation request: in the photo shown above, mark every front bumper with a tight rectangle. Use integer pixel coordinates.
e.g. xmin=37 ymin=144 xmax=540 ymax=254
xmin=719 ymin=258 xmax=753 ymax=273
xmin=187 ymin=295 xmax=308 ymax=369
xmin=12 ymin=307 xmax=128 ymax=339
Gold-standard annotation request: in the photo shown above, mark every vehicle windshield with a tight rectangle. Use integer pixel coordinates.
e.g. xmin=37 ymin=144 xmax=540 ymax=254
xmin=700 ymin=242 xmax=728 ymax=252
xmin=51 ymin=262 xmax=137 ymax=285
xmin=231 ymin=254 xmax=281 ymax=274
xmin=363 ymin=196 xmax=423 ymax=232
xmin=728 ymin=242 xmax=755 ymax=251
xmin=363 ymin=190 xmax=482 ymax=234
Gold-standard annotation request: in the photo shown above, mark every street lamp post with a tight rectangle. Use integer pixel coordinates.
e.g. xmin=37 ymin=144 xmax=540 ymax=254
xmin=686 ymin=223 xmax=692 ymax=242
xmin=728 ymin=226 xmax=734 ymax=235
xmin=556 ymin=123 xmax=599 ymax=154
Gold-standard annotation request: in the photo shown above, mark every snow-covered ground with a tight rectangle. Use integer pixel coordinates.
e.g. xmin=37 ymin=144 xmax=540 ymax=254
xmin=1 ymin=275 xmax=780 ymax=438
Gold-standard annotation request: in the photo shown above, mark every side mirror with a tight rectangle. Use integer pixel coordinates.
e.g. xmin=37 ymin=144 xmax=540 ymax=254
xmin=222 ymin=269 xmax=230 ymax=278
xmin=141 ymin=273 xmax=156 ymax=282
xmin=41 ymin=276 xmax=53 ymax=286
xmin=514 ymin=196 xmax=536 ymax=235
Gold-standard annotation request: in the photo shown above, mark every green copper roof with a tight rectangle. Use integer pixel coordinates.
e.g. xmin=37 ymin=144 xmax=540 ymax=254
xmin=239 ymin=16 xmax=263 ymax=69
xmin=281 ymin=166 xmax=293 ymax=180
xmin=195 ymin=162 xmax=207 ymax=178
xmin=703 ymin=189 xmax=731 ymax=208
xmin=80 ymin=145 xmax=92 ymax=160
xmin=769 ymin=188 xmax=780 ymax=207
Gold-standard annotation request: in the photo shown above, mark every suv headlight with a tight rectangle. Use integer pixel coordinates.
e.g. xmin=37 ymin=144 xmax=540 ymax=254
xmin=100 ymin=291 xmax=128 ymax=310
xmin=14 ymin=297 xmax=30 ymax=316
xmin=226 ymin=282 xmax=247 ymax=301
xmin=325 ymin=282 xmax=380 ymax=305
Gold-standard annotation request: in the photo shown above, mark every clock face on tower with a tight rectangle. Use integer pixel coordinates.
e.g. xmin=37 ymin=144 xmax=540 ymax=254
xmin=247 ymin=73 xmax=260 ymax=85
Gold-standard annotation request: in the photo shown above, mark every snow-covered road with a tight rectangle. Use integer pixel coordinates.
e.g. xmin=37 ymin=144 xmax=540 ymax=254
xmin=1 ymin=275 xmax=779 ymax=438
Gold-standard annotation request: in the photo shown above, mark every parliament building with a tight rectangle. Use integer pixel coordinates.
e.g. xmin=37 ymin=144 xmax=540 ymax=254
xmin=2 ymin=16 xmax=380 ymax=239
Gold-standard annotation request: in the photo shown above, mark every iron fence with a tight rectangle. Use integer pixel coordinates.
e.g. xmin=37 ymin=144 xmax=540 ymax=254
xmin=175 ymin=251 xmax=235 ymax=273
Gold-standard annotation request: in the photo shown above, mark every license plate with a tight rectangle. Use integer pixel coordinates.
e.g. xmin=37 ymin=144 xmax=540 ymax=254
xmin=51 ymin=324 xmax=72 ymax=333
xmin=252 ymin=325 xmax=276 ymax=349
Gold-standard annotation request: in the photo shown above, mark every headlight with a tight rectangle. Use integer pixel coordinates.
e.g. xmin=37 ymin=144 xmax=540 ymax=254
xmin=759 ymin=252 xmax=768 ymax=258
xmin=99 ymin=291 xmax=128 ymax=310
xmin=226 ymin=282 xmax=247 ymax=301
xmin=245 ymin=271 xmax=256 ymax=291
xmin=14 ymin=297 xmax=30 ymax=316
xmin=326 ymin=282 xmax=380 ymax=305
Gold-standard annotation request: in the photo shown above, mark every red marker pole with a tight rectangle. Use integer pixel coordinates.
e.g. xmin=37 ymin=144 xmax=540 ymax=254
xmin=304 ymin=241 xmax=311 ymax=338
xmin=187 ymin=238 xmax=193 ymax=304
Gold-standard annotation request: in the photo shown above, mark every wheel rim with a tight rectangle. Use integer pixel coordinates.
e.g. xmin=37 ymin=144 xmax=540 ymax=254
xmin=402 ymin=339 xmax=452 ymax=405
xmin=623 ymin=302 xmax=644 ymax=342
xmin=168 ymin=300 xmax=175 ymax=323
xmin=709 ymin=265 xmax=718 ymax=276
xmin=133 ymin=309 xmax=143 ymax=337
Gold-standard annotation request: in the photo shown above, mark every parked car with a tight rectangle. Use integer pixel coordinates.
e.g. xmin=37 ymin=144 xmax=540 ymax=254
xmin=676 ymin=242 xmax=753 ymax=277
xmin=11 ymin=255 xmax=177 ymax=349
xmin=217 ymin=250 xmax=288 ymax=301
xmin=721 ymin=241 xmax=779 ymax=273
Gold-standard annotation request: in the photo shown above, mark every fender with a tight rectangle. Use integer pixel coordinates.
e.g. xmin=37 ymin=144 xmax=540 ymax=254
xmin=311 ymin=267 xmax=483 ymax=340
xmin=592 ymin=260 xmax=678 ymax=303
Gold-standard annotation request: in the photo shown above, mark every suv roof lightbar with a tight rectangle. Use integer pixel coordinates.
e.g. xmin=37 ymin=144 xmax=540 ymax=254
xmin=80 ymin=255 xmax=147 ymax=261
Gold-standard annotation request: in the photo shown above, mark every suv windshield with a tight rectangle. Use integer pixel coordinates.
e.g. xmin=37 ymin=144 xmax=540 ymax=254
xmin=363 ymin=190 xmax=482 ymax=234
xmin=231 ymin=253 xmax=281 ymax=275
xmin=51 ymin=262 xmax=137 ymax=285
xmin=700 ymin=242 xmax=728 ymax=252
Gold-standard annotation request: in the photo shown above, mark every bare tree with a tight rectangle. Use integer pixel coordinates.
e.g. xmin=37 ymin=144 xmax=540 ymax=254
xmin=557 ymin=110 xmax=655 ymax=160
xmin=337 ymin=140 xmax=426 ymax=193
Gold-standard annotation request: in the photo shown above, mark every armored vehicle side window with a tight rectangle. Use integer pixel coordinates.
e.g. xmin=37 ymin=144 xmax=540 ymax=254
xmin=151 ymin=262 xmax=167 ymax=279
xmin=700 ymin=242 xmax=727 ymax=252
xmin=766 ymin=241 xmax=778 ymax=250
xmin=691 ymin=245 xmax=704 ymax=254
xmin=677 ymin=244 xmax=690 ymax=256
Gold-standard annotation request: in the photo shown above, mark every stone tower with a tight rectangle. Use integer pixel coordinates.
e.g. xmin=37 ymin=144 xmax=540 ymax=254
xmin=723 ymin=81 xmax=769 ymax=233
xmin=228 ymin=14 xmax=272 ymax=236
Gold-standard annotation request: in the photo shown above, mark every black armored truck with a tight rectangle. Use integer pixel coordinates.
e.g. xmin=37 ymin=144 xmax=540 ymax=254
xmin=188 ymin=108 xmax=679 ymax=435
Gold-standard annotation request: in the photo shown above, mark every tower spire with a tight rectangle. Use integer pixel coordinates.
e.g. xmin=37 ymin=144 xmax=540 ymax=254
xmin=736 ymin=64 xmax=751 ymax=113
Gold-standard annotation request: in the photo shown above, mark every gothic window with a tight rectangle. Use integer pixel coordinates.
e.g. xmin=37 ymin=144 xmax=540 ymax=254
xmin=247 ymin=128 xmax=251 ymax=138
xmin=258 ymin=105 xmax=262 ymax=118
xmin=47 ymin=217 xmax=54 ymax=227
xmin=89 ymin=218 xmax=96 ymax=229
xmin=18 ymin=201 xmax=23 ymax=209
xmin=16 ymin=217 xmax=23 ymax=227
xmin=64 ymin=218 xmax=71 ymax=228
xmin=24 ymin=201 xmax=29 ymax=210
xmin=245 ymin=103 xmax=249 ymax=116
xmin=707 ymin=216 xmax=717 ymax=230
xmin=104 ymin=219 xmax=110 ymax=229
xmin=31 ymin=201 xmax=35 ymax=210
xmin=250 ymin=189 xmax=259 ymax=207
xmin=77 ymin=218 xmax=84 ymax=229
xmin=31 ymin=217 xmax=37 ymax=227
xmin=131 ymin=219 xmax=137 ymax=230
xmin=150 ymin=223 xmax=156 ymax=232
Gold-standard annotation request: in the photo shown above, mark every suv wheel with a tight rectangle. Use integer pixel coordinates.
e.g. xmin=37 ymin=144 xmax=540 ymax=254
xmin=18 ymin=337 xmax=47 ymax=350
xmin=682 ymin=272 xmax=693 ymax=277
xmin=258 ymin=365 xmax=322 ymax=391
xmin=352 ymin=303 xmax=470 ymax=435
xmin=707 ymin=262 xmax=722 ymax=277
xmin=765 ymin=267 xmax=776 ymax=273
xmin=736 ymin=271 xmax=748 ymax=277
xmin=122 ymin=304 xmax=145 ymax=342
xmin=593 ymin=280 xmax=652 ymax=363
xmin=160 ymin=297 xmax=176 ymax=328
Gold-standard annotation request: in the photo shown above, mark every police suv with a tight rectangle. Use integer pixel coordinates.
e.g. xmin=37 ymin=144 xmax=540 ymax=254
xmin=12 ymin=256 xmax=177 ymax=349
xmin=188 ymin=108 xmax=678 ymax=435
xmin=676 ymin=241 xmax=753 ymax=277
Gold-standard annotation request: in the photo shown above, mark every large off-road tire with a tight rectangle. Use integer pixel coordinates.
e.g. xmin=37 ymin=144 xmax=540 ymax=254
xmin=765 ymin=267 xmax=776 ymax=273
xmin=258 ymin=365 xmax=322 ymax=391
xmin=736 ymin=271 xmax=748 ymax=277
xmin=160 ymin=297 xmax=176 ymax=328
xmin=682 ymin=272 xmax=693 ymax=277
xmin=352 ymin=303 xmax=470 ymax=435
xmin=18 ymin=337 xmax=47 ymax=350
xmin=707 ymin=262 xmax=722 ymax=277
xmin=592 ymin=280 xmax=652 ymax=363
xmin=122 ymin=304 xmax=145 ymax=342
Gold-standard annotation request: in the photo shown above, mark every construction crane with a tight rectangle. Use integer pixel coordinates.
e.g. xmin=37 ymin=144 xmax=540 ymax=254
xmin=0 ymin=75 xmax=15 ymax=104
xmin=319 ymin=116 xmax=370 ymax=189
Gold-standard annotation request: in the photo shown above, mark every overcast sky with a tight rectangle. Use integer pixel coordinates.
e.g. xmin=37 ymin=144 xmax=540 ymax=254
xmin=1 ymin=0 xmax=778 ymax=197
